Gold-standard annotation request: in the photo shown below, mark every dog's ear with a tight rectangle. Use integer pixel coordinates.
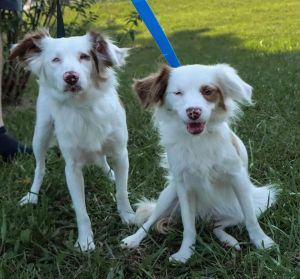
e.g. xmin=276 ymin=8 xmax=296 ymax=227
xmin=215 ymin=64 xmax=252 ymax=104
xmin=89 ymin=30 xmax=129 ymax=67
xmin=134 ymin=65 xmax=171 ymax=108
xmin=9 ymin=29 xmax=50 ymax=74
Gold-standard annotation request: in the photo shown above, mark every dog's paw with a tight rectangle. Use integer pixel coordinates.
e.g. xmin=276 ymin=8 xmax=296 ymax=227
xmin=251 ymin=234 xmax=275 ymax=249
xmin=19 ymin=192 xmax=38 ymax=206
xmin=224 ymin=241 xmax=241 ymax=251
xmin=214 ymin=229 xmax=241 ymax=250
xmin=120 ymin=234 xmax=141 ymax=249
xmin=74 ymin=235 xmax=95 ymax=252
xmin=120 ymin=212 xmax=135 ymax=225
xmin=169 ymin=249 xmax=192 ymax=264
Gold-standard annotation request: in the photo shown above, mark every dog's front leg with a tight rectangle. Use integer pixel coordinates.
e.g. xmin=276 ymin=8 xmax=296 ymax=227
xmin=20 ymin=112 xmax=53 ymax=206
xmin=229 ymin=168 xmax=275 ymax=249
xmin=65 ymin=163 xmax=95 ymax=251
xmin=169 ymin=177 xmax=197 ymax=263
xmin=111 ymin=148 xmax=134 ymax=224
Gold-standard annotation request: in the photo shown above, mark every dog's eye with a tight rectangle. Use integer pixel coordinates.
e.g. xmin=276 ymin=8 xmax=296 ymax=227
xmin=202 ymin=88 xmax=213 ymax=96
xmin=52 ymin=57 xmax=61 ymax=63
xmin=174 ymin=91 xmax=183 ymax=96
xmin=80 ymin=53 xmax=91 ymax=61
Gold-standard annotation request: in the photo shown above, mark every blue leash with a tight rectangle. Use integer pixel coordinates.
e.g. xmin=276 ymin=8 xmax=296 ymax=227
xmin=131 ymin=0 xmax=181 ymax=67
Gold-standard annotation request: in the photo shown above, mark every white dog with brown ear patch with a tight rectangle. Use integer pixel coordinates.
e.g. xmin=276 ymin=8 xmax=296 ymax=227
xmin=121 ymin=64 xmax=279 ymax=263
xmin=10 ymin=30 xmax=135 ymax=251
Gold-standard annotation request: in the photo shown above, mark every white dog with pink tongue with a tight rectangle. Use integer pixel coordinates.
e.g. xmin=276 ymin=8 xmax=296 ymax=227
xmin=121 ymin=64 xmax=279 ymax=263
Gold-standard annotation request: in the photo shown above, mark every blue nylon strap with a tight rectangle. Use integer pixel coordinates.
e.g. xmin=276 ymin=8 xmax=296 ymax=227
xmin=131 ymin=0 xmax=181 ymax=67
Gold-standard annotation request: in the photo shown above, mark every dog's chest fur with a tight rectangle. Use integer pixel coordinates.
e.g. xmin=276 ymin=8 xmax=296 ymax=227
xmin=165 ymin=125 xmax=240 ymax=176
xmin=164 ymin=127 xmax=243 ymax=220
xmin=49 ymin=92 xmax=126 ymax=158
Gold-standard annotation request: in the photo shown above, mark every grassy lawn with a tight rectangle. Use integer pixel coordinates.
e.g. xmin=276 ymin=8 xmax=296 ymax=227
xmin=1 ymin=0 xmax=300 ymax=277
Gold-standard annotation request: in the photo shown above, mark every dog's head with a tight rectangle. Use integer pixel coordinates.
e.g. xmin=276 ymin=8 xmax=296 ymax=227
xmin=134 ymin=64 xmax=252 ymax=135
xmin=9 ymin=29 xmax=129 ymax=97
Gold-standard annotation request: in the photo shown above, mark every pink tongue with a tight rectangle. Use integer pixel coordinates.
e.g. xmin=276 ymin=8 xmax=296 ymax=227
xmin=187 ymin=122 xmax=205 ymax=135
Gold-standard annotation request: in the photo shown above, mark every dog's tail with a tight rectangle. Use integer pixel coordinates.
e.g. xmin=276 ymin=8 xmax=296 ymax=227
xmin=252 ymin=184 xmax=280 ymax=216
xmin=134 ymin=198 xmax=157 ymax=226
xmin=134 ymin=194 xmax=179 ymax=234
xmin=134 ymin=184 xmax=179 ymax=234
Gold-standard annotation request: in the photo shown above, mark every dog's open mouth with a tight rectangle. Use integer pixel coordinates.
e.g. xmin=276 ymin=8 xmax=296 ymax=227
xmin=186 ymin=122 xmax=205 ymax=135
xmin=64 ymin=85 xmax=82 ymax=94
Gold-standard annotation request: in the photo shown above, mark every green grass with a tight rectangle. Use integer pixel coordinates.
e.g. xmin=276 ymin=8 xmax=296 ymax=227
xmin=1 ymin=0 xmax=300 ymax=278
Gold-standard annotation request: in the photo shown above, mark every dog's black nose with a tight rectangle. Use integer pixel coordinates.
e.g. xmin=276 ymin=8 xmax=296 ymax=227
xmin=186 ymin=107 xmax=201 ymax=120
xmin=63 ymin=71 xmax=79 ymax=85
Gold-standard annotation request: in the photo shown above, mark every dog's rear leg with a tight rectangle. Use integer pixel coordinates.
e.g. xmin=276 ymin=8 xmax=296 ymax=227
xmin=111 ymin=148 xmax=134 ymax=224
xmin=95 ymin=155 xmax=115 ymax=182
xmin=20 ymin=108 xmax=54 ymax=206
xmin=65 ymin=163 xmax=95 ymax=251
xmin=121 ymin=184 xmax=177 ymax=249
xmin=213 ymin=219 xmax=241 ymax=250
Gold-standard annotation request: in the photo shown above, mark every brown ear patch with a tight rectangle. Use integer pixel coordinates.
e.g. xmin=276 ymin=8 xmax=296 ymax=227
xmin=89 ymin=49 xmax=108 ymax=86
xmin=90 ymin=50 xmax=100 ymax=73
xmin=88 ymin=30 xmax=113 ymax=86
xmin=134 ymin=65 xmax=170 ymax=108
xmin=200 ymin=85 xmax=226 ymax=110
xmin=9 ymin=29 xmax=49 ymax=61
xmin=89 ymin=30 xmax=113 ymax=67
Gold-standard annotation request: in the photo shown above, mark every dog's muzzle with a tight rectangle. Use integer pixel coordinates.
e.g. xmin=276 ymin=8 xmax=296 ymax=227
xmin=186 ymin=107 xmax=201 ymax=120
xmin=63 ymin=71 xmax=82 ymax=94
xmin=185 ymin=107 xmax=205 ymax=135
xmin=186 ymin=122 xmax=205 ymax=135
xmin=63 ymin=71 xmax=79 ymax=85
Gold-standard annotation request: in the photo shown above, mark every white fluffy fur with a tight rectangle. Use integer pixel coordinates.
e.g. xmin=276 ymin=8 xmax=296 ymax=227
xmin=12 ymin=32 xmax=135 ymax=251
xmin=121 ymin=64 xmax=279 ymax=263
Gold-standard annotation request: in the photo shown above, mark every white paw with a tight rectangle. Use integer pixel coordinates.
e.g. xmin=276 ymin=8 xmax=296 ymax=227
xmin=222 ymin=236 xmax=241 ymax=251
xmin=169 ymin=249 xmax=193 ymax=264
xmin=121 ymin=234 xmax=141 ymax=249
xmin=222 ymin=240 xmax=241 ymax=251
xmin=19 ymin=192 xmax=38 ymax=206
xmin=120 ymin=212 xmax=135 ymax=225
xmin=231 ymin=242 xmax=241 ymax=251
xmin=223 ymin=242 xmax=241 ymax=251
xmin=74 ymin=235 xmax=95 ymax=252
xmin=251 ymin=234 xmax=275 ymax=249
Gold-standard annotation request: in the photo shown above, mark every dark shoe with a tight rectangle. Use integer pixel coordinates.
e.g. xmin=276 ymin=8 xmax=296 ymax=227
xmin=0 ymin=126 xmax=32 ymax=161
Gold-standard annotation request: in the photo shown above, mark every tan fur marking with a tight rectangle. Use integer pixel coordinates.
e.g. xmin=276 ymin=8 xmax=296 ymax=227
xmin=90 ymin=49 xmax=107 ymax=87
xmin=155 ymin=217 xmax=176 ymax=235
xmin=231 ymin=133 xmax=240 ymax=156
xmin=134 ymin=65 xmax=170 ymax=108
xmin=200 ymin=85 xmax=226 ymax=110
xmin=89 ymin=31 xmax=115 ymax=87
xmin=89 ymin=30 xmax=113 ymax=67
xmin=9 ymin=29 xmax=49 ymax=61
